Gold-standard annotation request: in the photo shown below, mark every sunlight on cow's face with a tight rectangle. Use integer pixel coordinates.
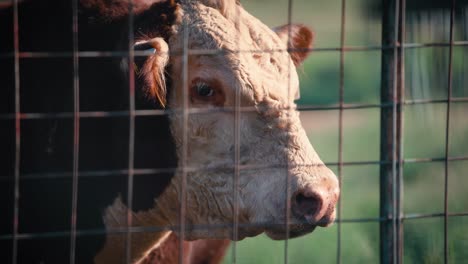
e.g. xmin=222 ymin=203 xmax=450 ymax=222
xmin=152 ymin=0 xmax=339 ymax=241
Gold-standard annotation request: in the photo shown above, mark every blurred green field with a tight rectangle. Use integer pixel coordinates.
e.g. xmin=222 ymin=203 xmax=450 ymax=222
xmin=222 ymin=0 xmax=468 ymax=263
xmin=222 ymin=105 xmax=468 ymax=264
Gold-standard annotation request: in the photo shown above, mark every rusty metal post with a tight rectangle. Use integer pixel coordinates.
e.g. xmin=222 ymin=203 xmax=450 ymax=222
xmin=380 ymin=0 xmax=405 ymax=263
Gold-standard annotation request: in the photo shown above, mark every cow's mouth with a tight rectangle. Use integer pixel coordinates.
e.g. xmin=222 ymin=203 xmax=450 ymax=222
xmin=265 ymin=224 xmax=317 ymax=240
xmin=176 ymin=222 xmax=318 ymax=241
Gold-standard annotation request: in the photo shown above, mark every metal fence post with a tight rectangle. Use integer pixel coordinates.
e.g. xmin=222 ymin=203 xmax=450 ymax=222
xmin=380 ymin=0 xmax=405 ymax=263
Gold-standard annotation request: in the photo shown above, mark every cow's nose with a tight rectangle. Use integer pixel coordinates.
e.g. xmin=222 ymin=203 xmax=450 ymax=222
xmin=292 ymin=188 xmax=326 ymax=224
xmin=292 ymin=183 xmax=339 ymax=226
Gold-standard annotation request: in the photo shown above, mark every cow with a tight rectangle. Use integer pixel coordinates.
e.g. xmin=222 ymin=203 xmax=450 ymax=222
xmin=0 ymin=0 xmax=339 ymax=263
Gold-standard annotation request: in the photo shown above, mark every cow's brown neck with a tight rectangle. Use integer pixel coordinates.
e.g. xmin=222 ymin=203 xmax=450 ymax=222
xmin=94 ymin=195 xmax=231 ymax=264
xmin=95 ymin=197 xmax=172 ymax=263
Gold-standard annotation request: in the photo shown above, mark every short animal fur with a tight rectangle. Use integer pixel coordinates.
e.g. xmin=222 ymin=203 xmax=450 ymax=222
xmin=0 ymin=0 xmax=339 ymax=263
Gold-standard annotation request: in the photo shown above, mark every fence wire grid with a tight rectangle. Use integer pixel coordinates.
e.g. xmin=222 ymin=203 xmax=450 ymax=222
xmin=1 ymin=0 xmax=468 ymax=263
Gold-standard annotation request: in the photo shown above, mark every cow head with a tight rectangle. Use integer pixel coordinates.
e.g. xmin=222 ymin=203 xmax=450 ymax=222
xmin=134 ymin=0 xmax=339 ymax=241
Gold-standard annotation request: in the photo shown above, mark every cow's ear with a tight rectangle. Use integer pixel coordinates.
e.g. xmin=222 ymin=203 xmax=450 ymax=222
xmin=274 ymin=24 xmax=314 ymax=66
xmin=134 ymin=38 xmax=170 ymax=108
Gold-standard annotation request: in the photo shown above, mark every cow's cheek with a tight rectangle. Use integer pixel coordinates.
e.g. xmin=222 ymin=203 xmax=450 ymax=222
xmin=239 ymin=172 xmax=282 ymax=222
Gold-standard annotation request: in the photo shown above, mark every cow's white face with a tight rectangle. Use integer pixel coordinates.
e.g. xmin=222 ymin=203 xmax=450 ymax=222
xmin=140 ymin=0 xmax=339 ymax=241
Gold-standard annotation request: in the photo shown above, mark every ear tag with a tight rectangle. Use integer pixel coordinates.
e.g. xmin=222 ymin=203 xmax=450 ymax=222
xmin=134 ymin=41 xmax=157 ymax=54
xmin=133 ymin=42 xmax=157 ymax=73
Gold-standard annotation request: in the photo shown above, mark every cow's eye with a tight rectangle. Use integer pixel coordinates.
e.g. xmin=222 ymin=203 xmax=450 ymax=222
xmin=195 ymin=83 xmax=214 ymax=97
xmin=190 ymin=78 xmax=225 ymax=106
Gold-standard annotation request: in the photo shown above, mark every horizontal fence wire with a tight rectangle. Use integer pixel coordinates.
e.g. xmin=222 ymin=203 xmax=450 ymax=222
xmin=2 ymin=156 xmax=468 ymax=181
xmin=1 ymin=40 xmax=468 ymax=59
xmin=3 ymin=1 xmax=468 ymax=263
xmin=1 ymin=97 xmax=468 ymax=120
xmin=1 ymin=211 xmax=467 ymax=241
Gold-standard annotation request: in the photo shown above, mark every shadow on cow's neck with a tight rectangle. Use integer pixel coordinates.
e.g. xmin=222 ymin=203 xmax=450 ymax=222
xmin=125 ymin=71 xmax=178 ymax=212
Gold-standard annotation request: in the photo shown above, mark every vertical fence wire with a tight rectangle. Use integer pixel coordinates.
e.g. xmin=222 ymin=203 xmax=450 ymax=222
xmin=391 ymin=0 xmax=402 ymax=262
xmin=444 ymin=0 xmax=456 ymax=263
xmin=231 ymin=3 xmax=241 ymax=264
xmin=5 ymin=1 xmax=467 ymax=263
xmin=125 ymin=1 xmax=136 ymax=263
xmin=231 ymin=57 xmax=241 ymax=264
xmin=337 ymin=0 xmax=346 ymax=263
xmin=178 ymin=20 xmax=189 ymax=264
xmin=69 ymin=0 xmax=80 ymax=262
xmin=380 ymin=0 xmax=404 ymax=263
xmin=396 ymin=0 xmax=406 ymax=262
xmin=391 ymin=2 xmax=399 ymax=261
xmin=12 ymin=0 xmax=21 ymax=263
xmin=284 ymin=0 xmax=294 ymax=263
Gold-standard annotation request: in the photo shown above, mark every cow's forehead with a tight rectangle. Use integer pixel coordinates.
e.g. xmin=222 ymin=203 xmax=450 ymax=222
xmin=173 ymin=1 xmax=300 ymax=105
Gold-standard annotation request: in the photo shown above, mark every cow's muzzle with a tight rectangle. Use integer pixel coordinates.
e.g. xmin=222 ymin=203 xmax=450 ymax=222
xmin=291 ymin=175 xmax=340 ymax=227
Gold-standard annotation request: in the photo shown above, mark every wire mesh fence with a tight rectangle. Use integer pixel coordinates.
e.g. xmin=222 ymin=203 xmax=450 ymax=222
xmin=1 ymin=0 xmax=468 ymax=263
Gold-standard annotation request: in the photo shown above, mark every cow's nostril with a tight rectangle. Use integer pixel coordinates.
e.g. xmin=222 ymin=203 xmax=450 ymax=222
xmin=294 ymin=192 xmax=323 ymax=222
